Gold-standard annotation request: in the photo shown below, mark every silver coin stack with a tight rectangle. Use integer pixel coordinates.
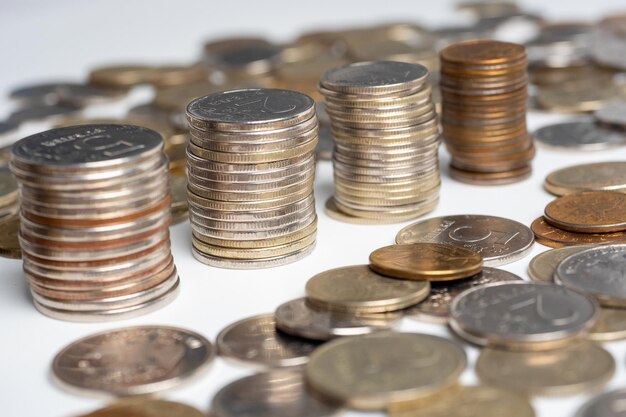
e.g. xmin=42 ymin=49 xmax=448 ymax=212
xmin=10 ymin=124 xmax=179 ymax=321
xmin=319 ymin=61 xmax=440 ymax=224
xmin=186 ymin=89 xmax=318 ymax=269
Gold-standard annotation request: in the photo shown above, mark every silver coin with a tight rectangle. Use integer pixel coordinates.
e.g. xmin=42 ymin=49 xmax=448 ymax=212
xmin=595 ymin=102 xmax=626 ymax=129
xmin=320 ymin=61 xmax=429 ymax=94
xmin=52 ymin=325 xmax=214 ymax=395
xmin=0 ymin=121 xmax=18 ymax=138
xmin=404 ymin=267 xmax=523 ymax=324
xmin=9 ymin=81 xmax=75 ymax=105
xmin=192 ymin=242 xmax=316 ymax=269
xmin=528 ymin=246 xmax=590 ymax=283
xmin=204 ymin=42 xmax=281 ymax=75
xmin=8 ymin=103 xmax=81 ymax=125
xmin=533 ymin=121 xmax=626 ymax=151
xmin=396 ymin=214 xmax=534 ymax=266
xmin=556 ymin=244 xmax=626 ymax=308
xmin=211 ymin=370 xmax=341 ymax=417
xmin=274 ymin=298 xmax=401 ymax=341
xmin=56 ymin=84 xmax=126 ymax=107
xmin=575 ymin=389 xmax=626 ymax=417
xmin=450 ymin=282 xmax=599 ymax=350
xmin=316 ymin=125 xmax=334 ymax=161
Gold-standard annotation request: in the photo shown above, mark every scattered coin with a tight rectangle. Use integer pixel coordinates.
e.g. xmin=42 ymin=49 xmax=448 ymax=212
xmin=536 ymin=84 xmax=623 ymax=113
xmin=591 ymin=15 xmax=626 ymax=71
xmin=404 ymin=267 xmax=522 ymax=323
xmin=8 ymin=103 xmax=81 ymax=124
xmin=595 ymin=102 xmax=626 ymax=129
xmin=589 ymin=307 xmax=626 ymax=342
xmin=203 ymin=38 xmax=281 ymax=79
xmin=450 ymin=281 xmax=598 ymax=350
xmin=396 ymin=214 xmax=534 ymax=266
xmin=574 ymin=388 xmax=626 ymax=417
xmin=0 ymin=217 xmax=21 ymax=259
xmin=369 ymin=242 xmax=483 ymax=281
xmin=56 ymin=84 xmax=126 ymax=107
xmin=544 ymin=191 xmax=626 ymax=233
xmin=9 ymin=81 xmax=76 ymax=105
xmin=531 ymin=216 xmax=626 ymax=248
xmin=544 ymin=161 xmax=626 ymax=196
xmin=305 ymin=265 xmax=430 ymax=313
xmin=534 ymin=121 xmax=626 ymax=151
xmin=78 ymin=399 xmax=206 ymax=417
xmin=475 ymin=340 xmax=615 ymax=396
xmin=527 ymin=246 xmax=589 ymax=282
xmin=89 ymin=65 xmax=159 ymax=88
xmin=52 ymin=326 xmax=214 ymax=396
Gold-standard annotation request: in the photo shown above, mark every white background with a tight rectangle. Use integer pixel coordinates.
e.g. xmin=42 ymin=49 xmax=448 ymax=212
xmin=1 ymin=1 xmax=626 ymax=416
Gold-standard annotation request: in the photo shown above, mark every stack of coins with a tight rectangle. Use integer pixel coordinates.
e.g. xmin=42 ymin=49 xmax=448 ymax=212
xmin=319 ymin=61 xmax=440 ymax=224
xmin=0 ymin=170 xmax=19 ymax=222
xmin=10 ymin=124 xmax=179 ymax=321
xmin=440 ymin=40 xmax=534 ymax=185
xmin=186 ymin=88 xmax=318 ymax=269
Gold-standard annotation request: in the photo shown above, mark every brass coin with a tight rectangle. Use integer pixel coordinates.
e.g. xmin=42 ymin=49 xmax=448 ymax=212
xmin=305 ymin=332 xmax=466 ymax=410
xmin=323 ymin=197 xmax=405 ymax=225
xmin=531 ymin=216 xmax=626 ymax=248
xmin=369 ymin=243 xmax=483 ymax=281
xmin=305 ymin=265 xmax=430 ymax=313
xmin=0 ymin=217 xmax=21 ymax=259
xmin=89 ymin=65 xmax=159 ymax=88
xmin=544 ymin=191 xmax=626 ymax=233
xmin=589 ymin=307 xmax=626 ymax=342
xmin=0 ymin=170 xmax=18 ymax=207
xmin=476 ymin=341 xmax=615 ymax=396
xmin=527 ymin=246 xmax=589 ymax=282
xmin=544 ymin=161 xmax=626 ymax=196
xmin=78 ymin=399 xmax=205 ymax=417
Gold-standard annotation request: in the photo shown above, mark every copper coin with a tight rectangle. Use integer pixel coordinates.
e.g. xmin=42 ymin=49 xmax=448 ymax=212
xmin=531 ymin=216 xmax=626 ymax=248
xmin=544 ymin=191 xmax=626 ymax=233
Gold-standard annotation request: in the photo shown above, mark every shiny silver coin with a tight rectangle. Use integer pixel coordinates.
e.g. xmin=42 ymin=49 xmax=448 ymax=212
xmin=404 ymin=267 xmax=523 ymax=324
xmin=396 ymin=214 xmax=534 ymax=266
xmin=320 ymin=61 xmax=429 ymax=94
xmin=216 ymin=314 xmax=320 ymax=368
xmin=534 ymin=121 xmax=626 ymax=151
xmin=211 ymin=370 xmax=341 ymax=417
xmin=8 ymin=104 xmax=81 ymax=125
xmin=575 ymin=389 xmax=626 ymax=417
xmin=274 ymin=298 xmax=401 ymax=341
xmin=450 ymin=282 xmax=599 ymax=350
xmin=556 ymin=244 xmax=626 ymax=308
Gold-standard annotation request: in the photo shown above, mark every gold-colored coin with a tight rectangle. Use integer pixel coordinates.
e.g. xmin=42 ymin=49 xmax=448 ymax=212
xmin=536 ymin=84 xmax=623 ymax=113
xmin=192 ymin=231 xmax=315 ymax=259
xmin=589 ymin=307 xmax=626 ymax=342
xmin=369 ymin=243 xmax=483 ymax=281
xmin=544 ymin=161 xmax=626 ymax=196
xmin=527 ymin=246 xmax=589 ymax=282
xmin=0 ymin=217 xmax=21 ymax=259
xmin=305 ymin=332 xmax=466 ymax=410
xmin=476 ymin=340 xmax=614 ymax=396
xmin=78 ymin=398 xmax=205 ymax=417
xmin=544 ymin=191 xmax=626 ymax=233
xmin=306 ymin=265 xmax=430 ymax=313
xmin=169 ymin=169 xmax=188 ymax=211
xmin=0 ymin=170 xmax=18 ymax=207
xmin=165 ymin=134 xmax=188 ymax=170
xmin=89 ymin=65 xmax=159 ymax=88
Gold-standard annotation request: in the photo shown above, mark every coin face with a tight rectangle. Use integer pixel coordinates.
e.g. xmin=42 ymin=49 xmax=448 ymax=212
xmin=441 ymin=39 xmax=526 ymax=65
xmin=531 ymin=216 xmax=626 ymax=247
xmin=575 ymin=389 xmax=626 ymax=417
xmin=211 ymin=371 xmax=341 ymax=417
xmin=476 ymin=341 xmax=615 ymax=395
xmin=534 ymin=121 xmax=626 ymax=150
xmin=369 ymin=243 xmax=483 ymax=281
xmin=404 ymin=267 xmax=522 ymax=323
xmin=52 ymin=326 xmax=214 ymax=395
xmin=544 ymin=191 xmax=626 ymax=233
xmin=556 ymin=244 xmax=626 ymax=308
xmin=396 ymin=214 xmax=534 ymax=266
xmin=527 ymin=246 xmax=589 ymax=282
xmin=80 ymin=399 xmax=205 ymax=417
xmin=320 ymin=61 xmax=429 ymax=94
xmin=216 ymin=314 xmax=319 ymax=368
xmin=544 ymin=161 xmax=626 ymax=196
xmin=305 ymin=265 xmax=430 ymax=313
xmin=450 ymin=282 xmax=598 ymax=350
xmin=305 ymin=332 xmax=466 ymax=410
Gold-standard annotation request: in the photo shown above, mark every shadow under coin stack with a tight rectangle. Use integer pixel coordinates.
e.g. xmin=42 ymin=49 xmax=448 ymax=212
xmin=320 ymin=61 xmax=440 ymax=224
xmin=440 ymin=40 xmax=534 ymax=185
xmin=186 ymin=89 xmax=318 ymax=269
xmin=10 ymin=124 xmax=179 ymax=321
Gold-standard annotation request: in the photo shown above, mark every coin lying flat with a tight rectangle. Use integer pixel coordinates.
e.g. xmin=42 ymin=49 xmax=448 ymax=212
xmin=544 ymin=161 xmax=626 ymax=196
xmin=595 ymin=102 xmax=626 ymax=129
xmin=396 ymin=214 xmax=534 ymax=266
xmin=305 ymin=332 xmax=466 ymax=410
xmin=544 ymin=191 xmax=626 ymax=233
xmin=527 ymin=246 xmax=589 ymax=282
xmin=404 ymin=267 xmax=522 ymax=323
xmin=8 ymin=103 xmax=81 ymax=124
xmin=589 ymin=307 xmax=626 ymax=342
xmin=211 ymin=371 xmax=341 ymax=417
xmin=531 ymin=216 xmax=626 ymax=248
xmin=79 ymin=399 xmax=205 ymax=417
xmin=534 ymin=121 xmax=626 ymax=151
xmin=305 ymin=265 xmax=430 ymax=313
xmin=476 ymin=340 xmax=614 ymax=396
xmin=216 ymin=314 xmax=319 ymax=368
xmin=575 ymin=389 xmax=626 ymax=417
xmin=450 ymin=282 xmax=598 ymax=350
xmin=9 ymin=82 xmax=76 ymax=105
xmin=52 ymin=326 xmax=214 ymax=396
xmin=369 ymin=243 xmax=483 ymax=281
xmin=274 ymin=298 xmax=400 ymax=341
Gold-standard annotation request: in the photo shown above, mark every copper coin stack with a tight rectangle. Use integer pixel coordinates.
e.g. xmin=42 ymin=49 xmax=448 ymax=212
xmin=440 ymin=40 xmax=534 ymax=185
xmin=320 ymin=61 xmax=440 ymax=224
xmin=186 ymin=89 xmax=318 ymax=269
xmin=10 ymin=124 xmax=179 ymax=321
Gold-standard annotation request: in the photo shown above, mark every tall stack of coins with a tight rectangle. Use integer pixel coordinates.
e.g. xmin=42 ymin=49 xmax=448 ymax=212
xmin=440 ymin=40 xmax=534 ymax=185
xmin=10 ymin=124 xmax=179 ymax=321
xmin=186 ymin=89 xmax=318 ymax=269
xmin=319 ymin=61 xmax=440 ymax=223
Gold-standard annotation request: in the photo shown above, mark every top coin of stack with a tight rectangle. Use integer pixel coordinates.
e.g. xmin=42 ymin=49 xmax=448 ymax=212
xmin=10 ymin=124 xmax=179 ymax=321
xmin=186 ymin=89 xmax=318 ymax=269
xmin=440 ymin=40 xmax=534 ymax=185
xmin=319 ymin=61 xmax=441 ymax=224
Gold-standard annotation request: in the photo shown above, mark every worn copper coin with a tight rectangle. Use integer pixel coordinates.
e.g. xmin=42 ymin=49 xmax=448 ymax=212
xmin=544 ymin=191 xmax=626 ymax=233
xmin=531 ymin=216 xmax=626 ymax=247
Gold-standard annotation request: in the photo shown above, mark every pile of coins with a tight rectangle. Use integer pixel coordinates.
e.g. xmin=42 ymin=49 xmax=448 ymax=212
xmin=440 ymin=40 xmax=534 ymax=185
xmin=320 ymin=61 xmax=441 ymax=224
xmin=10 ymin=124 xmax=179 ymax=321
xmin=186 ymin=88 xmax=318 ymax=269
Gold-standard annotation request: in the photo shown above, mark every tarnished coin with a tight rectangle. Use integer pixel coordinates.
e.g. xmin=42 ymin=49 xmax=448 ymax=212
xmin=544 ymin=191 xmax=626 ymax=233
xmin=8 ymin=103 xmax=81 ymax=124
xmin=305 ymin=265 xmax=430 ymax=313
xmin=528 ymin=246 xmax=589 ymax=282
xmin=556 ymin=244 xmax=626 ymax=308
xmin=305 ymin=332 xmax=466 ymax=410
xmin=211 ymin=371 xmax=341 ymax=417
xmin=369 ymin=243 xmax=483 ymax=281
xmin=52 ymin=326 xmax=214 ymax=396
xmin=396 ymin=214 xmax=534 ymax=266
xmin=79 ymin=399 xmax=205 ymax=417
xmin=0 ymin=217 xmax=21 ymax=259
xmin=534 ymin=121 xmax=626 ymax=151
xmin=476 ymin=341 xmax=615 ymax=396
xmin=216 ymin=314 xmax=319 ymax=368
xmin=404 ymin=267 xmax=522 ymax=324
xmin=450 ymin=282 xmax=598 ymax=350
xmin=575 ymin=389 xmax=626 ymax=417
xmin=544 ymin=161 xmax=626 ymax=196
xmin=320 ymin=61 xmax=429 ymax=94
xmin=274 ymin=298 xmax=401 ymax=341
xmin=531 ymin=216 xmax=626 ymax=248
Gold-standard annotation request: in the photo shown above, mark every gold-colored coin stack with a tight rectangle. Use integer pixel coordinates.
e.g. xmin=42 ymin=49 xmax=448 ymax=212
xmin=319 ymin=61 xmax=440 ymax=224
xmin=186 ymin=88 xmax=318 ymax=269
xmin=440 ymin=40 xmax=534 ymax=185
